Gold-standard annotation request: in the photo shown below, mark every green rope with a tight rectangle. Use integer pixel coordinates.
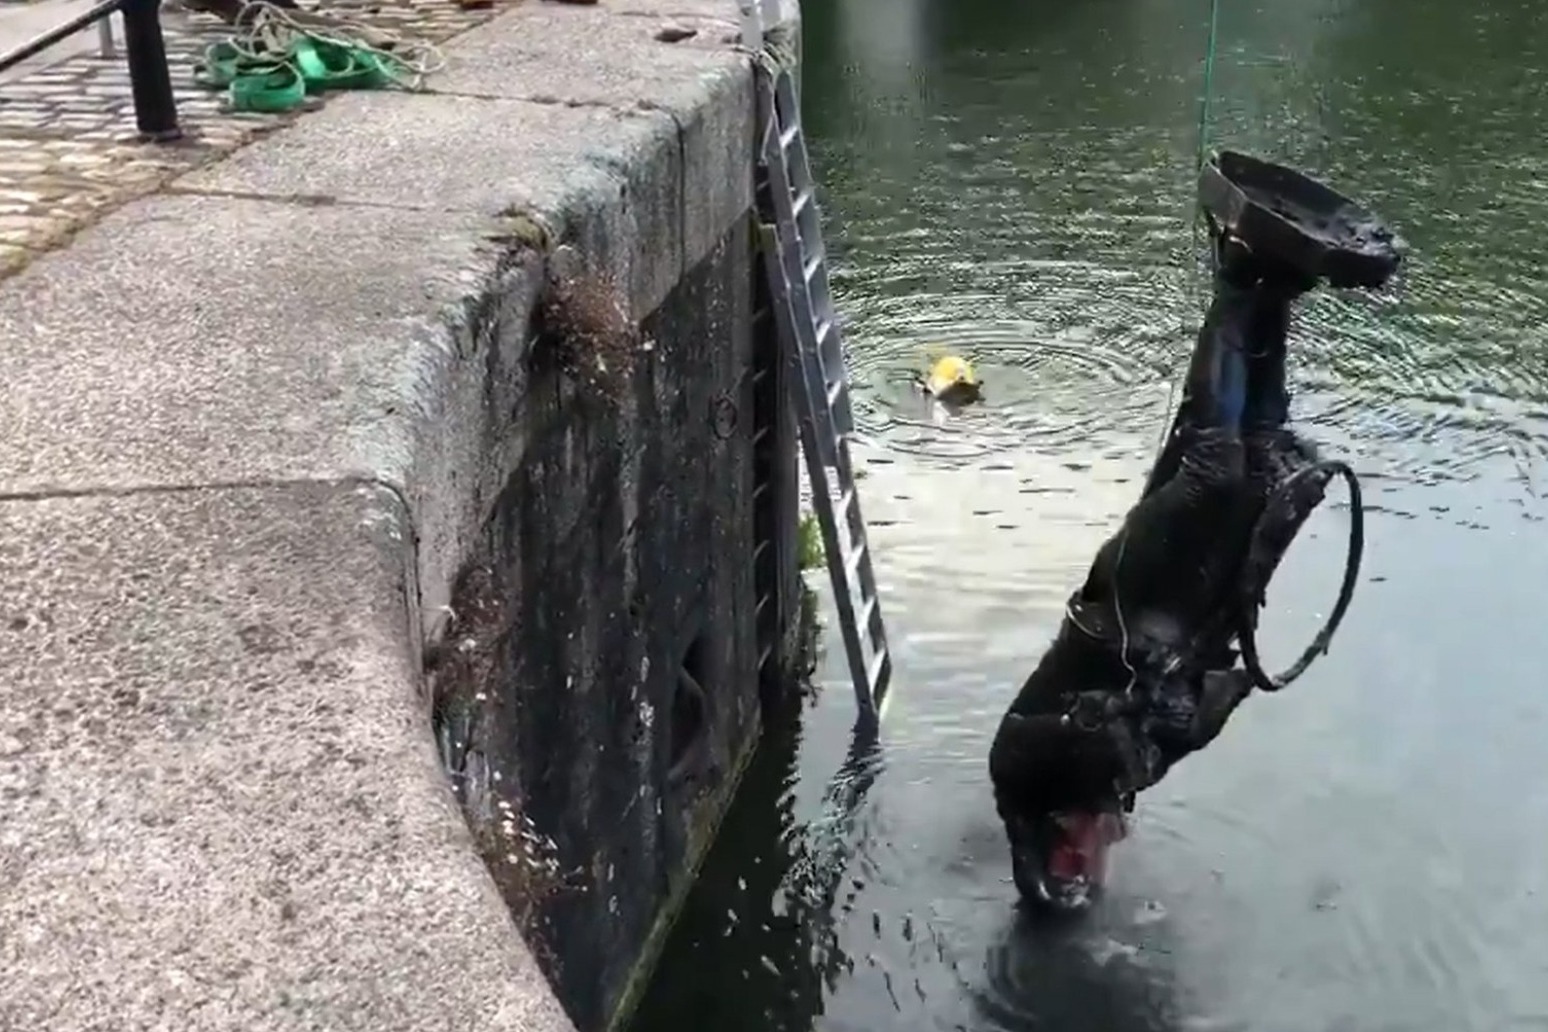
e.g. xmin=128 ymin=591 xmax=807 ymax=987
xmin=191 ymin=0 xmax=446 ymax=114
xmin=1193 ymin=0 xmax=1223 ymax=174
xmin=1155 ymin=0 xmax=1226 ymax=459
xmin=1189 ymin=0 xmax=1224 ymax=273
xmin=1186 ymin=0 xmax=1226 ymax=271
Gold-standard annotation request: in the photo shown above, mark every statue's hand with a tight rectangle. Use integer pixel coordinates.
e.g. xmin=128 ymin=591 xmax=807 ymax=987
xmin=1191 ymin=668 xmax=1255 ymax=749
xmin=1135 ymin=667 xmax=1254 ymax=792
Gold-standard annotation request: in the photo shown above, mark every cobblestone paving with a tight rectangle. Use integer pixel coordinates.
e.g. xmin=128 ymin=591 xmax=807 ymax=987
xmin=0 ymin=0 xmax=504 ymax=277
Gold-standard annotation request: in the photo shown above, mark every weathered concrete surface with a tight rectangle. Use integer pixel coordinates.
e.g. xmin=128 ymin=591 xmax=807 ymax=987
xmin=0 ymin=483 xmax=570 ymax=1032
xmin=0 ymin=0 xmax=798 ymax=1028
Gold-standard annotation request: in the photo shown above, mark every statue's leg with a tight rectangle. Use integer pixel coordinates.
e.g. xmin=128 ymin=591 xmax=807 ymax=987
xmin=1144 ymin=232 xmax=1273 ymax=497
xmin=1077 ymin=235 xmax=1282 ymax=646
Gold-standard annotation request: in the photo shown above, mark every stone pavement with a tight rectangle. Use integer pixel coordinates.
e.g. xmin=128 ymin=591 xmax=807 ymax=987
xmin=0 ymin=0 xmax=500 ymax=276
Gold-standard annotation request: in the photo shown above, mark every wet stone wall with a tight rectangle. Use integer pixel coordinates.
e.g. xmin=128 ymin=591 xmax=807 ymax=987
xmin=426 ymin=216 xmax=796 ymax=1032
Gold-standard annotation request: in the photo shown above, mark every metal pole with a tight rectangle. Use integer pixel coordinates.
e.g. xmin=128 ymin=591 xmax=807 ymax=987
xmin=0 ymin=0 xmax=119 ymax=73
xmin=739 ymin=1 xmax=762 ymax=49
xmin=97 ymin=14 xmax=117 ymax=59
xmin=119 ymin=0 xmax=180 ymax=141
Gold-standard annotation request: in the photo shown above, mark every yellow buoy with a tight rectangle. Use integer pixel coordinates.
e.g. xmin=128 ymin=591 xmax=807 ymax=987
xmin=918 ymin=353 xmax=984 ymax=406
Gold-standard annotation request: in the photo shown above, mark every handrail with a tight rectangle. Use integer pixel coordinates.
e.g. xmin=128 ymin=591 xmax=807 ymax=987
xmin=0 ymin=0 xmax=180 ymax=142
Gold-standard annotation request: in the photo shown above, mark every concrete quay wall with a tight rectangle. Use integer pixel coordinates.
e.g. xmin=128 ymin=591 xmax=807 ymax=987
xmin=0 ymin=1 xmax=803 ymax=1029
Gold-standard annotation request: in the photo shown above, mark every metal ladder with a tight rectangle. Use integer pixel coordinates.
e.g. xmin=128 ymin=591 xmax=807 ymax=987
xmin=748 ymin=21 xmax=892 ymax=721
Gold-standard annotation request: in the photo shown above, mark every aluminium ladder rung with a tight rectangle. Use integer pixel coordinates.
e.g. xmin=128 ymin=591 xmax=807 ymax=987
xmin=863 ymin=590 xmax=885 ymax=634
xmin=856 ymin=596 xmax=885 ymax=643
xmin=866 ymin=650 xmax=889 ymax=703
xmin=802 ymin=251 xmax=824 ymax=283
xmin=844 ymin=542 xmax=867 ymax=579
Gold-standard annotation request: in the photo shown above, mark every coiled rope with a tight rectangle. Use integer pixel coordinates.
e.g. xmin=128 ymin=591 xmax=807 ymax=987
xmin=1237 ymin=459 xmax=1365 ymax=692
xmin=193 ymin=0 xmax=446 ymax=112
xmin=1153 ymin=0 xmax=1224 ymax=459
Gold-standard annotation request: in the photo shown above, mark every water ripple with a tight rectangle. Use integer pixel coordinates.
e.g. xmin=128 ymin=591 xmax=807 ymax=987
xmin=636 ymin=0 xmax=1548 ymax=1029
xmin=844 ymin=314 xmax=1166 ymax=463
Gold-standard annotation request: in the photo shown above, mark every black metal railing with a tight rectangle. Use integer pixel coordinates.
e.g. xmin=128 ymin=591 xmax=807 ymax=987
xmin=0 ymin=0 xmax=180 ymax=141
